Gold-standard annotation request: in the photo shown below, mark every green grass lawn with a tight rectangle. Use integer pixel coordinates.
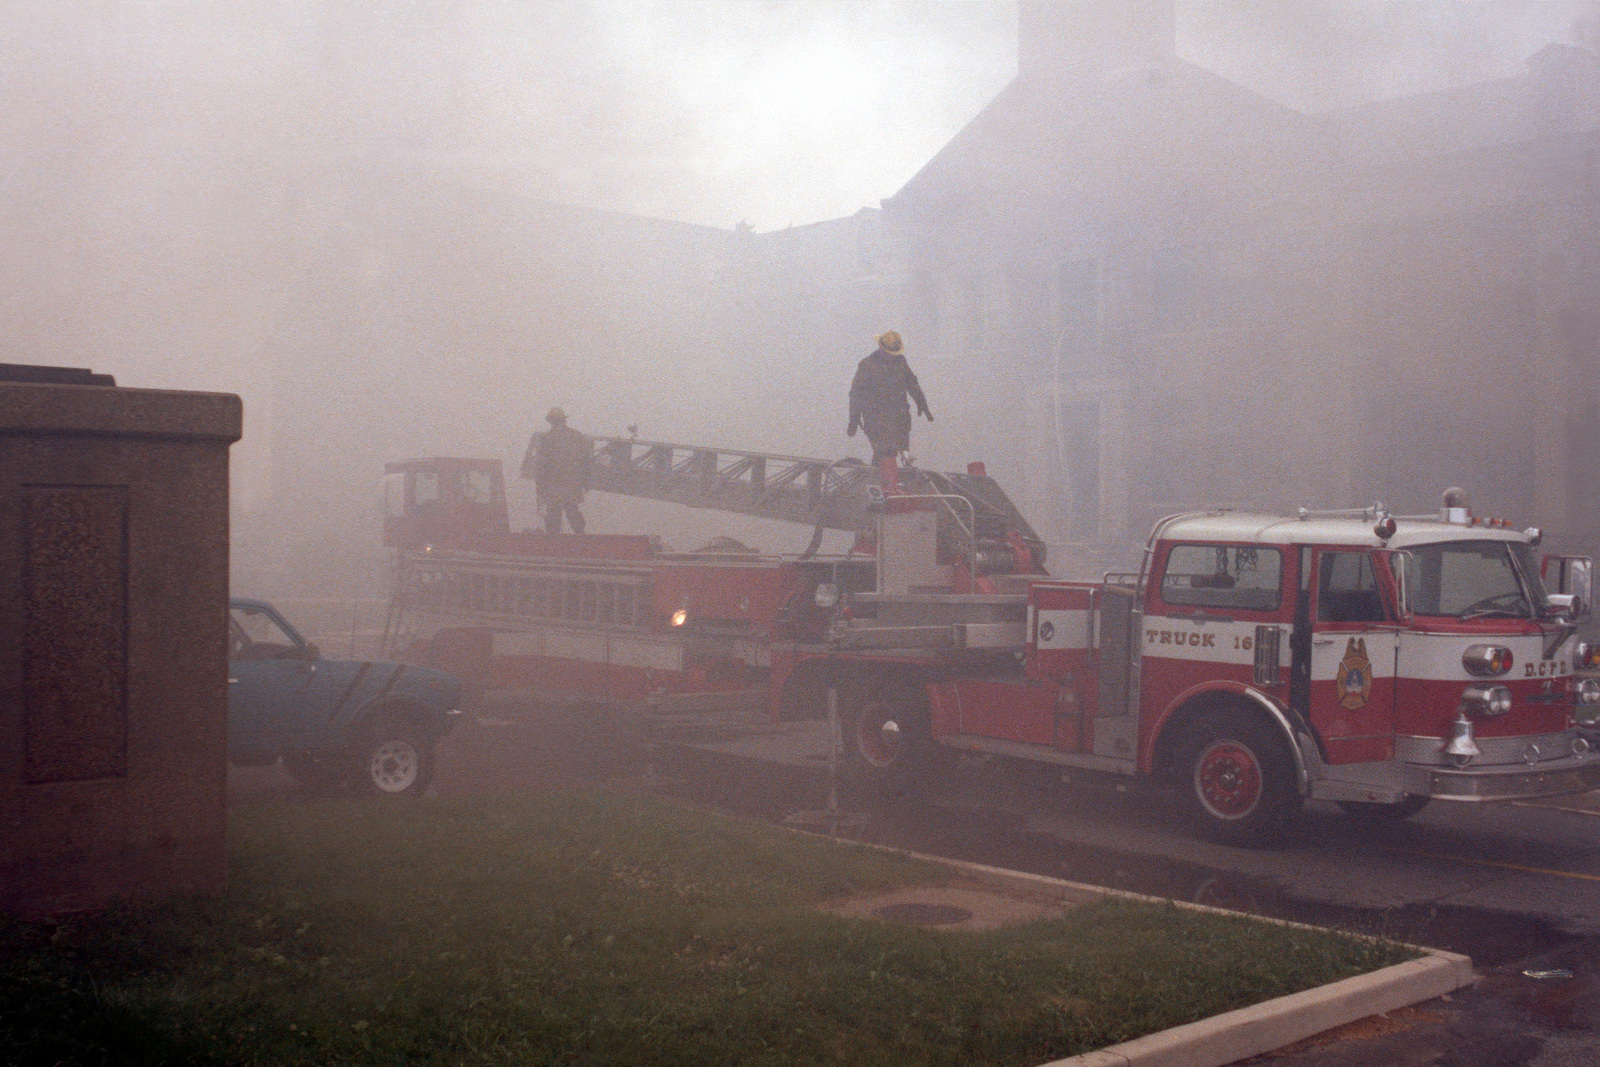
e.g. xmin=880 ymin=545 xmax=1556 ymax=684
xmin=1 ymin=792 xmax=1416 ymax=1066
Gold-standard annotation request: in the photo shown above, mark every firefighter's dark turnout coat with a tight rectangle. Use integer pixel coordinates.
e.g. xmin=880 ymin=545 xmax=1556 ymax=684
xmin=533 ymin=424 xmax=589 ymax=507
xmin=848 ymin=349 xmax=929 ymax=454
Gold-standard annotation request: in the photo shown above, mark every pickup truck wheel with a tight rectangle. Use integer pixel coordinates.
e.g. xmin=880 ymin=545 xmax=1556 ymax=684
xmin=352 ymin=728 xmax=436 ymax=796
xmin=1337 ymin=796 xmax=1430 ymax=823
xmin=1178 ymin=712 xmax=1301 ymax=847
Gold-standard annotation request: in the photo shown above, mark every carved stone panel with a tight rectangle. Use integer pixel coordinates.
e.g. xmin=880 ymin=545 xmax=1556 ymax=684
xmin=23 ymin=486 xmax=129 ymax=783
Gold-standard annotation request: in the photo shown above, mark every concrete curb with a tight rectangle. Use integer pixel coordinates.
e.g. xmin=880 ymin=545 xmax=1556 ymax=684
xmin=1035 ymin=954 xmax=1473 ymax=1067
xmin=780 ymin=831 xmax=1476 ymax=1067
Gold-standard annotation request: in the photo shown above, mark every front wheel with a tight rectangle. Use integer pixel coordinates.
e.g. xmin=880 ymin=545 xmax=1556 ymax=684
xmin=1177 ymin=711 xmax=1301 ymax=847
xmin=351 ymin=726 xmax=436 ymax=796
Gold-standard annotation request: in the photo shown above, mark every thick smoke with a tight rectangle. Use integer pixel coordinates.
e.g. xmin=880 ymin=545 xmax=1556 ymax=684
xmin=3 ymin=2 xmax=1594 ymax=594
xmin=1184 ymin=1 xmax=1600 ymax=111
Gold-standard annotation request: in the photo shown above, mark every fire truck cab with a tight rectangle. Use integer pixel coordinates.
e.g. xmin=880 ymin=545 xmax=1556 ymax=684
xmin=382 ymin=458 xmax=510 ymax=553
xmin=845 ymin=501 xmax=1600 ymax=845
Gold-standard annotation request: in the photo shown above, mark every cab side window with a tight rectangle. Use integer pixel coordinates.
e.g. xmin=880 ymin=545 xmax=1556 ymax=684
xmin=230 ymin=606 xmax=302 ymax=660
xmin=463 ymin=469 xmax=497 ymax=505
xmin=1317 ymin=551 xmax=1387 ymax=623
xmin=1161 ymin=544 xmax=1283 ymax=611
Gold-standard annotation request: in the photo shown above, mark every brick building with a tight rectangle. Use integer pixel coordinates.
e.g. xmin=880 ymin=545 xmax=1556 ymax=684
xmin=877 ymin=1 xmax=1600 ymax=574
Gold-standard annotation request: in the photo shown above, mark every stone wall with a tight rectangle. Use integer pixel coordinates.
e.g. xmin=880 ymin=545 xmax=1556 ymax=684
xmin=0 ymin=366 xmax=241 ymax=917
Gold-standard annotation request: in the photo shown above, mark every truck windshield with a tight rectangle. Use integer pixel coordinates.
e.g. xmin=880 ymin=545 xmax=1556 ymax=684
xmin=1398 ymin=540 xmax=1542 ymax=619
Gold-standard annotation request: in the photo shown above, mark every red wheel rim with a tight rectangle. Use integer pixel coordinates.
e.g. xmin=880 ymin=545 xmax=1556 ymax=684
xmin=856 ymin=701 xmax=902 ymax=768
xmin=1194 ymin=739 xmax=1262 ymax=820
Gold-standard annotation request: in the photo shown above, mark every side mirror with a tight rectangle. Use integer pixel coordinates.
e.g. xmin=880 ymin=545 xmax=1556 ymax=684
xmin=1545 ymin=593 xmax=1582 ymax=619
xmin=302 ymin=642 xmax=321 ymax=662
xmin=1542 ymin=556 xmax=1593 ymax=619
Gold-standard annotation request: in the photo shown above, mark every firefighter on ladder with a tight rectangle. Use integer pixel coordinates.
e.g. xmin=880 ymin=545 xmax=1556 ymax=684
xmin=847 ymin=330 xmax=933 ymax=494
xmin=533 ymin=406 xmax=589 ymax=534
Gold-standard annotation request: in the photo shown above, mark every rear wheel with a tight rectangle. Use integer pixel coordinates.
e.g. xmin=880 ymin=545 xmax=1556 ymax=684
xmin=840 ymin=675 xmax=939 ymax=799
xmin=1337 ymin=795 xmax=1430 ymax=824
xmin=350 ymin=723 xmax=436 ymax=796
xmin=1178 ymin=711 xmax=1301 ymax=847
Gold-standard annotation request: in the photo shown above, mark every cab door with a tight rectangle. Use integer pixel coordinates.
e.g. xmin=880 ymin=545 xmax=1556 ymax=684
xmin=228 ymin=604 xmax=321 ymax=759
xmin=1307 ymin=549 xmax=1399 ymax=764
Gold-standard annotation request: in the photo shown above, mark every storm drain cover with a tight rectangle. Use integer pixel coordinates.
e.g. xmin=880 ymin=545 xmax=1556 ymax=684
xmin=871 ymin=903 xmax=974 ymax=925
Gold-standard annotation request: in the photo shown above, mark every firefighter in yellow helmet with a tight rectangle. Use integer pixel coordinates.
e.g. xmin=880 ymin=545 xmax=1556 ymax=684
xmin=848 ymin=330 xmax=932 ymax=463
xmin=533 ymin=406 xmax=589 ymax=534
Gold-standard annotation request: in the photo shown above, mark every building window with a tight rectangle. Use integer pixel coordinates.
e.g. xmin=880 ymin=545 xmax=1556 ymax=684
xmin=907 ymin=271 xmax=939 ymax=355
xmin=1055 ymin=400 xmax=1100 ymax=539
xmin=1056 ymin=257 xmax=1100 ymax=373
xmin=1151 ymin=246 xmax=1215 ymax=331
xmin=925 ymin=275 xmax=983 ymax=361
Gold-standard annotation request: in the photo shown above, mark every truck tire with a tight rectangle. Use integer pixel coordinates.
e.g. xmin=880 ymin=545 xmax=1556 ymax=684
xmin=840 ymin=675 xmax=940 ymax=800
xmin=1177 ymin=711 xmax=1301 ymax=847
xmin=1337 ymin=796 xmax=1430 ymax=824
xmin=350 ymin=722 xmax=436 ymax=796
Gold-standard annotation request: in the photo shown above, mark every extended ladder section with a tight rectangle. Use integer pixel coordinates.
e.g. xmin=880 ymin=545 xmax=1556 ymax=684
xmin=382 ymin=550 xmax=655 ymax=653
xmin=521 ymin=432 xmax=1048 ymax=567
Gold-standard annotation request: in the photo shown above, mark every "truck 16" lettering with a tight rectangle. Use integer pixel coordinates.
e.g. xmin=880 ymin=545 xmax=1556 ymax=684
xmin=1146 ymin=629 xmax=1218 ymax=648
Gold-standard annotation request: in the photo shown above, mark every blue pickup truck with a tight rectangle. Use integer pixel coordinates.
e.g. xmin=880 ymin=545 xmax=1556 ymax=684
xmin=228 ymin=598 xmax=463 ymax=794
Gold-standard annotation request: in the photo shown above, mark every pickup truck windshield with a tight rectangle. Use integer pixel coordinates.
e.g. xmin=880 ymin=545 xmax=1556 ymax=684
xmin=1398 ymin=540 xmax=1543 ymax=619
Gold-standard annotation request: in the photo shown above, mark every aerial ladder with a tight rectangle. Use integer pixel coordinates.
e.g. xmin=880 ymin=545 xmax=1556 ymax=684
xmin=519 ymin=431 xmax=1049 ymax=576
xmin=380 ymin=431 xmax=1050 ymax=692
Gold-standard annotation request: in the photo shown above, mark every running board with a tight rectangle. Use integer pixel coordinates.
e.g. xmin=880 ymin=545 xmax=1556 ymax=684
xmin=939 ymin=734 xmax=1136 ymax=775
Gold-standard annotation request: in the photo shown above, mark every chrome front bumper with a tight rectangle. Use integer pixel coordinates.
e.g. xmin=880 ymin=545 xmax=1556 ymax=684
xmin=1407 ymin=754 xmax=1600 ymax=801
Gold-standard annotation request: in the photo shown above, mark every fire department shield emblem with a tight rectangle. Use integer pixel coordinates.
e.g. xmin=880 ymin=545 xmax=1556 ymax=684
xmin=1336 ymin=637 xmax=1373 ymax=711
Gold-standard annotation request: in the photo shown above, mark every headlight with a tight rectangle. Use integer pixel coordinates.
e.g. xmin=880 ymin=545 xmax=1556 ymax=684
xmin=1577 ymin=678 xmax=1600 ymax=706
xmin=1461 ymin=684 xmax=1513 ymax=717
xmin=813 ymin=582 xmax=840 ymax=609
xmin=1576 ymin=641 xmax=1600 ymax=671
xmin=670 ymin=607 xmax=687 ymax=627
xmin=1462 ymin=645 xmax=1514 ymax=677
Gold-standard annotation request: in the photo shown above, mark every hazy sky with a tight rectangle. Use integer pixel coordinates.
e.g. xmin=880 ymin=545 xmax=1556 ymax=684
xmin=5 ymin=2 xmax=1597 ymax=235
xmin=445 ymin=0 xmax=1600 ymax=231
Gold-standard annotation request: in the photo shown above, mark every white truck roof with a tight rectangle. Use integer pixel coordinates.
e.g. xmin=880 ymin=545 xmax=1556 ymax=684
xmin=1156 ymin=511 xmax=1532 ymax=551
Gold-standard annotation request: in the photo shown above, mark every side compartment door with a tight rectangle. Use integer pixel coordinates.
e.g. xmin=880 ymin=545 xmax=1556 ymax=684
xmin=1029 ymin=582 xmax=1095 ymax=751
xmin=1307 ymin=549 xmax=1398 ymax=764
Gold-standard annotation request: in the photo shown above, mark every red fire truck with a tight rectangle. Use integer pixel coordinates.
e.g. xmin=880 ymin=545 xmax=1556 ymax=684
xmin=381 ymin=435 xmax=1600 ymax=845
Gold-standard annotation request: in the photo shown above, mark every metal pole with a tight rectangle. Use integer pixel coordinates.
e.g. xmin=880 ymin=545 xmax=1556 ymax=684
xmin=826 ymin=684 xmax=840 ymax=836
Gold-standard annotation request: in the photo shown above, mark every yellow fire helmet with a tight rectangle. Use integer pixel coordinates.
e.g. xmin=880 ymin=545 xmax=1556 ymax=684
xmin=877 ymin=330 xmax=903 ymax=355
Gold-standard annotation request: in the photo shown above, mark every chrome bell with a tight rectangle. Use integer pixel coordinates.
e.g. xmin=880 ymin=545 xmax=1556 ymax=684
xmin=1444 ymin=713 xmax=1480 ymax=766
